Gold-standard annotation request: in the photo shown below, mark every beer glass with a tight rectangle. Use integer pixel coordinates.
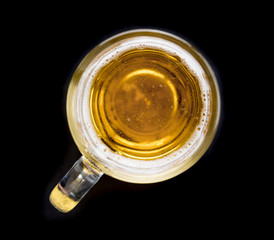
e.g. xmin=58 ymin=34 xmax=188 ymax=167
xmin=49 ymin=29 xmax=221 ymax=213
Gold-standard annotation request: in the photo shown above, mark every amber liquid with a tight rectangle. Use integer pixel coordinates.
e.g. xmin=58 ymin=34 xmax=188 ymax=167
xmin=90 ymin=48 xmax=203 ymax=160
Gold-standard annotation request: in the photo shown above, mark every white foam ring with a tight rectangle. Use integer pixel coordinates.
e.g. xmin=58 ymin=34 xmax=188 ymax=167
xmin=76 ymin=34 xmax=212 ymax=176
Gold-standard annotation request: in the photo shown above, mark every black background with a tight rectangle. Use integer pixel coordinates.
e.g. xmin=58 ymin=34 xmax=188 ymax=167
xmin=8 ymin=2 xmax=268 ymax=238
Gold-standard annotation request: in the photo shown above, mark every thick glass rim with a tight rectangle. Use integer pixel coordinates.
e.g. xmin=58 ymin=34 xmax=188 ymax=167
xmin=66 ymin=29 xmax=221 ymax=183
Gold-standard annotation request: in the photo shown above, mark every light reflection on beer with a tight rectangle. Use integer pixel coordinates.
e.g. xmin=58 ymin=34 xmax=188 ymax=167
xmin=90 ymin=47 xmax=205 ymax=160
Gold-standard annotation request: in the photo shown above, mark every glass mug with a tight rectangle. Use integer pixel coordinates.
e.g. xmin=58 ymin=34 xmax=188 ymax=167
xmin=49 ymin=29 xmax=221 ymax=213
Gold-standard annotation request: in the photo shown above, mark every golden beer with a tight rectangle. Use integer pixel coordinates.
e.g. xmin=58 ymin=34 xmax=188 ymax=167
xmin=50 ymin=29 xmax=220 ymax=213
xmin=90 ymin=47 xmax=204 ymax=160
xmin=65 ymin=29 xmax=219 ymax=184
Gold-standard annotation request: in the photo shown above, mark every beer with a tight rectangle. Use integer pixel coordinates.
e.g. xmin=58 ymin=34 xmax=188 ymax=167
xmin=73 ymin=32 xmax=215 ymax=177
xmin=89 ymin=39 xmax=209 ymax=160
xmin=49 ymin=30 xmax=219 ymax=213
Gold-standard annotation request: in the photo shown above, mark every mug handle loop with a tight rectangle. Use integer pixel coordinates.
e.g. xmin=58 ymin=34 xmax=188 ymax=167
xmin=49 ymin=156 xmax=103 ymax=213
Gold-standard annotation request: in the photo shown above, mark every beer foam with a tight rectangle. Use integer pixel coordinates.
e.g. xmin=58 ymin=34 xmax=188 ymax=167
xmin=75 ymin=31 xmax=213 ymax=176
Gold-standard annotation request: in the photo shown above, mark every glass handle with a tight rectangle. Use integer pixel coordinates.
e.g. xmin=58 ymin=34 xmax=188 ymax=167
xmin=49 ymin=156 xmax=103 ymax=213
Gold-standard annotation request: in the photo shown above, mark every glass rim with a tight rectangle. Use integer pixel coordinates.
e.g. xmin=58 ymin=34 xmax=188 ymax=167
xmin=66 ymin=29 xmax=221 ymax=183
